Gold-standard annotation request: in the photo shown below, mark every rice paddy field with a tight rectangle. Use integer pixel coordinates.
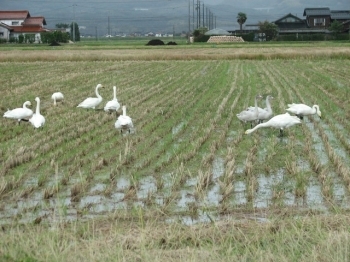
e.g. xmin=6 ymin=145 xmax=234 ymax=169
xmin=1 ymin=41 xmax=350 ymax=261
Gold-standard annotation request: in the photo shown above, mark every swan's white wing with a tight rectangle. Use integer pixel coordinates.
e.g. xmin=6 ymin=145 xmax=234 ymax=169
xmin=104 ymin=100 xmax=120 ymax=112
xmin=29 ymin=114 xmax=45 ymax=128
xmin=115 ymin=115 xmax=133 ymax=129
xmin=247 ymin=106 xmax=265 ymax=112
xmin=237 ymin=109 xmax=259 ymax=122
xmin=3 ymin=108 xmax=33 ymax=120
xmin=286 ymin=104 xmax=311 ymax=115
xmin=52 ymin=92 xmax=64 ymax=100
xmin=77 ymin=97 xmax=102 ymax=108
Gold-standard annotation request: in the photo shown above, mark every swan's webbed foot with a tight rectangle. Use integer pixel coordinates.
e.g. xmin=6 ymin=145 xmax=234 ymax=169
xmin=297 ymin=115 xmax=303 ymax=120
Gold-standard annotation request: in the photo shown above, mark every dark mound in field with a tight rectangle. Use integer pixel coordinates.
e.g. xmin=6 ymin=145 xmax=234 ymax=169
xmin=49 ymin=41 xmax=61 ymax=46
xmin=166 ymin=41 xmax=177 ymax=45
xmin=146 ymin=39 xmax=165 ymax=46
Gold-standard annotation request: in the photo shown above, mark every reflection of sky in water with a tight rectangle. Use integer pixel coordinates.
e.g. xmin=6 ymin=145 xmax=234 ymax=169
xmin=234 ymin=181 xmax=246 ymax=205
xmin=321 ymin=123 xmax=350 ymax=165
xmin=137 ymin=176 xmax=157 ymax=199
xmin=2 ymin=143 xmax=349 ymax=226
xmin=306 ymin=121 xmax=329 ymax=165
xmin=306 ymin=177 xmax=326 ymax=211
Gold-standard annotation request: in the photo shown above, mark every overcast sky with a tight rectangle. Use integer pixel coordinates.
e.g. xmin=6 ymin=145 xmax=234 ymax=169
xmin=2 ymin=0 xmax=350 ymax=34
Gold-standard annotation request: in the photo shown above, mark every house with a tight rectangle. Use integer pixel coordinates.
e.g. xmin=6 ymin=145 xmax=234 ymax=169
xmin=274 ymin=13 xmax=307 ymax=30
xmin=274 ymin=8 xmax=350 ymax=37
xmin=227 ymin=6 xmax=350 ymax=41
xmin=303 ymin=7 xmax=331 ymax=28
xmin=330 ymin=10 xmax=350 ymax=32
xmin=0 ymin=10 xmax=48 ymax=43
xmin=302 ymin=8 xmax=350 ymax=33
xmin=274 ymin=12 xmax=329 ymax=36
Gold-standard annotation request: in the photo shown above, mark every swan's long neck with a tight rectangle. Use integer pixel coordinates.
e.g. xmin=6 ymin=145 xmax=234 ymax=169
xmin=96 ymin=86 xmax=102 ymax=99
xmin=36 ymin=99 xmax=41 ymax=114
xmin=312 ymin=105 xmax=319 ymax=114
xmin=113 ymin=87 xmax=117 ymax=100
xmin=254 ymin=97 xmax=259 ymax=115
xmin=122 ymin=106 xmax=126 ymax=116
xmin=266 ymin=97 xmax=272 ymax=112
xmin=53 ymin=97 xmax=57 ymax=106
xmin=250 ymin=122 xmax=269 ymax=132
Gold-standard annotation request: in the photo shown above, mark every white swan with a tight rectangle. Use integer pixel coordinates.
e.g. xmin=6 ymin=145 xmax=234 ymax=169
xmin=104 ymin=86 xmax=121 ymax=113
xmin=3 ymin=101 xmax=33 ymax=124
xmin=51 ymin=92 xmax=64 ymax=106
xmin=247 ymin=95 xmax=274 ymax=123
xmin=77 ymin=84 xmax=104 ymax=109
xmin=286 ymin=103 xmax=321 ymax=120
xmin=29 ymin=97 xmax=45 ymax=128
xmin=237 ymin=94 xmax=262 ymax=127
xmin=245 ymin=112 xmax=301 ymax=136
xmin=115 ymin=105 xmax=133 ymax=133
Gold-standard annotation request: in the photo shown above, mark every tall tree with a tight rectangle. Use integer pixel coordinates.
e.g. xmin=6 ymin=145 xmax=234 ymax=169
xmin=258 ymin=20 xmax=278 ymax=41
xmin=70 ymin=22 xmax=80 ymax=42
xmin=55 ymin=23 xmax=69 ymax=29
xmin=329 ymin=20 xmax=343 ymax=36
xmin=237 ymin=12 xmax=247 ymax=33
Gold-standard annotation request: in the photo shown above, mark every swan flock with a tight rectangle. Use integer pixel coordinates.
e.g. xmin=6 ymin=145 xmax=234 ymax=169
xmin=242 ymin=96 xmax=321 ymax=136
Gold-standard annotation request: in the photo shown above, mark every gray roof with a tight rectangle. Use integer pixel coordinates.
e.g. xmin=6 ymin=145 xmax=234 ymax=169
xmin=204 ymin=28 xmax=230 ymax=36
xmin=331 ymin=10 xmax=350 ymax=20
xmin=303 ymin=8 xmax=330 ymax=16
xmin=274 ymin=13 xmax=304 ymax=23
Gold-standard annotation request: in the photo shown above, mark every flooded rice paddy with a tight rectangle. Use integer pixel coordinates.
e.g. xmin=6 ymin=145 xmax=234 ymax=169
xmin=1 ymin=57 xmax=350 ymax=225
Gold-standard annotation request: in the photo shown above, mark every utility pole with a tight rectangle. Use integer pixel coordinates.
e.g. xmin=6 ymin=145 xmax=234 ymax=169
xmin=188 ymin=0 xmax=190 ymax=43
xmin=202 ymin=3 xmax=204 ymax=28
xmin=73 ymin=4 xmax=76 ymax=42
xmin=192 ymin=0 xmax=194 ymax=31
xmin=206 ymin=7 xmax=208 ymax=29
xmin=198 ymin=0 xmax=200 ymax=28
xmin=108 ymin=16 xmax=110 ymax=35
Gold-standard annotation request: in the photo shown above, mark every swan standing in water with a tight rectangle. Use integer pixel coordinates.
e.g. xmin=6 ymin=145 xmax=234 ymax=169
xmin=29 ymin=97 xmax=45 ymax=128
xmin=237 ymin=94 xmax=263 ymax=127
xmin=77 ymin=84 xmax=104 ymax=109
xmin=104 ymin=86 xmax=121 ymax=114
xmin=115 ymin=105 xmax=133 ymax=134
xmin=247 ymin=95 xmax=274 ymax=123
xmin=245 ymin=112 xmax=301 ymax=137
xmin=286 ymin=103 xmax=321 ymax=120
xmin=3 ymin=101 xmax=33 ymax=124
xmin=51 ymin=92 xmax=64 ymax=106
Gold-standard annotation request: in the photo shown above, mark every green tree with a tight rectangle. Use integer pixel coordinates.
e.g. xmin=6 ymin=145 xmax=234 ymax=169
xmin=258 ymin=20 xmax=278 ymax=41
xmin=329 ymin=20 xmax=343 ymax=36
xmin=55 ymin=23 xmax=69 ymax=29
xmin=70 ymin=22 xmax=80 ymax=42
xmin=237 ymin=12 xmax=247 ymax=33
xmin=18 ymin=34 xmax=24 ymax=43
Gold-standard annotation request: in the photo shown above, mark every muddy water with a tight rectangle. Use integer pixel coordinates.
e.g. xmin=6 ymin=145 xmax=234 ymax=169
xmin=0 ymin=151 xmax=343 ymax=225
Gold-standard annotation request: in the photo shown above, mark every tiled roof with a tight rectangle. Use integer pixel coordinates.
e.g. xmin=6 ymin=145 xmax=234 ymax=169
xmin=11 ymin=25 xmax=48 ymax=33
xmin=274 ymin=13 xmax=304 ymax=23
xmin=0 ymin=10 xmax=30 ymax=20
xmin=23 ymin=17 xmax=47 ymax=26
xmin=303 ymin=8 xmax=330 ymax=16
xmin=331 ymin=11 xmax=350 ymax=20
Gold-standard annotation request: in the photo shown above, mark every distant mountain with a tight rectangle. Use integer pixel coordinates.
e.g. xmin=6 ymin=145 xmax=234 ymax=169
xmin=2 ymin=0 xmax=350 ymax=36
